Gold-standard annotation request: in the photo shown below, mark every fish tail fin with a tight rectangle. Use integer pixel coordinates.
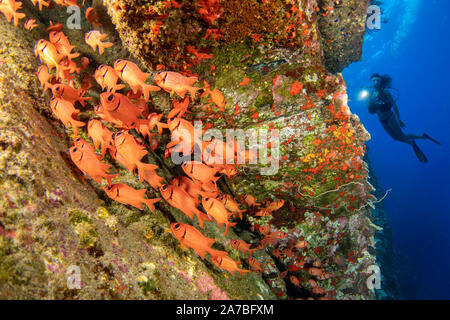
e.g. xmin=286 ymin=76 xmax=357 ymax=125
xmin=224 ymin=222 xmax=237 ymax=236
xmin=144 ymin=198 xmax=160 ymax=212
xmin=142 ymin=84 xmax=161 ymax=101
xmin=188 ymin=86 xmax=200 ymax=99
xmin=14 ymin=12 xmax=26 ymax=27
xmin=99 ymin=42 xmax=113 ymax=55
xmin=105 ymin=173 xmax=119 ymax=186
xmin=69 ymin=52 xmax=80 ymax=60
xmin=238 ymin=268 xmax=251 ymax=278
xmin=113 ymin=84 xmax=126 ymax=92
xmin=212 ymin=174 xmax=222 ymax=184
xmin=157 ymin=123 xmax=168 ymax=135
xmin=78 ymin=96 xmax=92 ymax=108
xmin=137 ymin=162 xmax=159 ymax=183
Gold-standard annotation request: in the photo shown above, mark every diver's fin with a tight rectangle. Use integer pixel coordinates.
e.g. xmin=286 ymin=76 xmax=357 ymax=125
xmin=423 ymin=133 xmax=441 ymax=145
xmin=412 ymin=141 xmax=428 ymax=163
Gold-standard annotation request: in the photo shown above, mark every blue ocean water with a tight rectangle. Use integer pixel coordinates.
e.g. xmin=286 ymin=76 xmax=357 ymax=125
xmin=343 ymin=0 xmax=450 ymax=299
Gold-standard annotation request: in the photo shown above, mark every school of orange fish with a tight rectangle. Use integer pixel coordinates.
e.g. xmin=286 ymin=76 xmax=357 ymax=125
xmin=1 ymin=1 xmax=371 ymax=299
xmin=0 ymin=0 xmax=300 ymax=279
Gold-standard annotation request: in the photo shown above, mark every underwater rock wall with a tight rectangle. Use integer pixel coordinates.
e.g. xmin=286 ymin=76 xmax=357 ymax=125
xmin=0 ymin=0 xmax=388 ymax=300
xmin=364 ymin=152 xmax=400 ymax=300
xmin=317 ymin=0 xmax=371 ymax=73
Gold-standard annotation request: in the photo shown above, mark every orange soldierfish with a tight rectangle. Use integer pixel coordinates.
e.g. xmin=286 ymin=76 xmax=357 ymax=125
xmin=0 ymin=0 xmax=25 ymax=27
xmin=73 ymin=137 xmax=96 ymax=154
xmin=113 ymin=131 xmax=158 ymax=180
xmin=85 ymin=7 xmax=102 ymax=29
xmin=85 ymin=30 xmax=113 ymax=55
xmin=104 ymin=183 xmax=160 ymax=211
xmin=230 ymin=239 xmax=256 ymax=256
xmin=49 ymin=31 xmax=80 ymax=61
xmin=139 ymin=166 xmax=164 ymax=190
xmin=211 ymin=255 xmax=251 ymax=278
xmin=244 ymin=194 xmax=260 ymax=207
xmin=53 ymin=0 xmax=79 ymax=7
xmin=166 ymin=117 xmax=199 ymax=155
xmin=51 ymin=84 xmax=91 ymax=107
xmin=201 ymin=197 xmax=236 ymax=236
xmin=87 ymin=119 xmax=113 ymax=157
xmin=49 ymin=98 xmax=85 ymax=135
xmin=24 ymin=18 xmax=38 ymax=30
xmin=254 ymin=208 xmax=272 ymax=217
xmin=46 ymin=20 xmax=63 ymax=32
xmin=181 ymin=161 xmax=221 ymax=185
xmin=217 ymin=194 xmax=245 ymax=220
xmin=154 ymin=71 xmax=199 ymax=99
xmin=170 ymin=222 xmax=228 ymax=259
xmin=258 ymin=225 xmax=270 ymax=235
xmin=94 ymin=65 xmax=125 ymax=92
xmin=34 ymin=39 xmax=67 ymax=77
xmin=308 ymin=267 xmax=323 ymax=277
xmin=169 ymin=176 xmax=215 ymax=206
xmin=36 ymin=65 xmax=53 ymax=92
xmin=69 ymin=144 xmax=117 ymax=185
xmin=248 ymin=257 xmax=263 ymax=273
xmin=113 ymin=59 xmax=160 ymax=101
xmin=30 ymin=0 xmax=49 ymax=11
xmin=202 ymin=81 xmax=226 ymax=111
xmin=147 ymin=112 xmax=168 ymax=135
xmin=290 ymin=275 xmax=301 ymax=288
xmin=265 ymin=199 xmax=285 ymax=212
xmin=133 ymin=118 xmax=155 ymax=141
xmin=80 ymin=57 xmax=89 ymax=70
xmin=160 ymin=184 xmax=211 ymax=229
xmin=200 ymin=180 xmax=220 ymax=197
xmin=168 ymin=97 xmax=190 ymax=119
xmin=99 ymin=92 xmax=142 ymax=128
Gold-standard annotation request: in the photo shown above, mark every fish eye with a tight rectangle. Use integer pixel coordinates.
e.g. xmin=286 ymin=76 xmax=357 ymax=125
xmin=116 ymin=132 xmax=122 ymax=136
xmin=174 ymin=223 xmax=180 ymax=229
xmin=73 ymin=147 xmax=78 ymax=152
xmin=169 ymin=117 xmax=175 ymax=122
xmin=182 ymin=162 xmax=186 ymax=166
xmin=161 ymin=185 xmax=167 ymax=191
xmin=205 ymin=198 xmax=209 ymax=201
xmin=107 ymin=94 xmax=114 ymax=101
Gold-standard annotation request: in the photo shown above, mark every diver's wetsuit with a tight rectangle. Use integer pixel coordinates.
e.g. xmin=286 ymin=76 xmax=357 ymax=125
xmin=369 ymin=89 xmax=404 ymax=140
xmin=369 ymin=88 xmax=432 ymax=163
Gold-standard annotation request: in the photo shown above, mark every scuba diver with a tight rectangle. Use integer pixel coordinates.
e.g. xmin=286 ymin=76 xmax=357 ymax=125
xmin=367 ymin=73 xmax=440 ymax=163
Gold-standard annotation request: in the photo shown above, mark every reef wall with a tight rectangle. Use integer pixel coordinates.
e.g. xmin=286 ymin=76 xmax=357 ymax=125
xmin=0 ymin=0 xmax=386 ymax=300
